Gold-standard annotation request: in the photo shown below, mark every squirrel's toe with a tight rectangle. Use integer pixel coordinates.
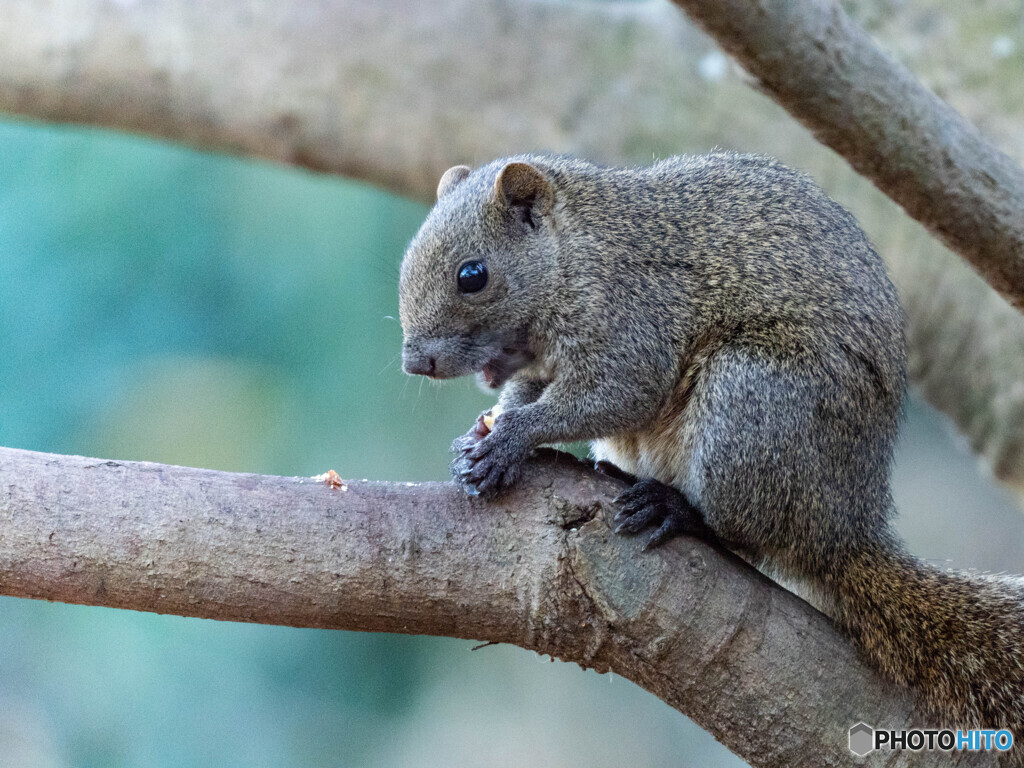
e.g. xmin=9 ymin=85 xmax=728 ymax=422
xmin=613 ymin=478 xmax=711 ymax=547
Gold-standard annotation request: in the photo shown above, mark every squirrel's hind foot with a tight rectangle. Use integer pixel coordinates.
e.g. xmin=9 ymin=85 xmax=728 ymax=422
xmin=613 ymin=479 xmax=711 ymax=550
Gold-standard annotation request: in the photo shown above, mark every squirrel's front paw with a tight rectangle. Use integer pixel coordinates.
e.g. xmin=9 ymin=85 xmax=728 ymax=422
xmin=450 ymin=411 xmax=491 ymax=456
xmin=451 ymin=432 xmax=526 ymax=498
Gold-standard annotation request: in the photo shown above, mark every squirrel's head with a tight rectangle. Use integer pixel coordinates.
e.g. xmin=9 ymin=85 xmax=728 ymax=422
xmin=399 ymin=158 xmax=558 ymax=389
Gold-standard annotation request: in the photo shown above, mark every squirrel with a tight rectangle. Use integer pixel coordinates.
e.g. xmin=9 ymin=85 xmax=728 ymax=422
xmin=397 ymin=152 xmax=1024 ymax=750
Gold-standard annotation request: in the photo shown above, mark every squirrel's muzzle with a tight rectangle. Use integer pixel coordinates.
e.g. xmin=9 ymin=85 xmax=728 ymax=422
xmin=402 ymin=337 xmax=467 ymax=379
xmin=402 ymin=334 xmax=527 ymax=383
xmin=401 ymin=343 xmax=438 ymax=378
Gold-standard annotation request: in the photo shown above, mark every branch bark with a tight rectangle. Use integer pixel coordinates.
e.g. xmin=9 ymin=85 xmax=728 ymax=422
xmin=2 ymin=0 xmax=1023 ymax=500
xmin=0 ymin=445 xmax=990 ymax=768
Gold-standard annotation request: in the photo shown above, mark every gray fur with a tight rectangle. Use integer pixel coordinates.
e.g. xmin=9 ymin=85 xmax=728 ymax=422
xmin=399 ymin=153 xmax=1024 ymax=747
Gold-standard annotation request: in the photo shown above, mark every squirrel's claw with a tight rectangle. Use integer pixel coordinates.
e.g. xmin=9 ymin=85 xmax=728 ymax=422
xmin=613 ymin=496 xmax=665 ymax=534
xmin=449 ymin=428 xmax=525 ymax=498
xmin=451 ymin=434 xmax=480 ymax=456
xmin=643 ymin=515 xmax=689 ymax=551
xmin=450 ymin=411 xmax=493 ymax=456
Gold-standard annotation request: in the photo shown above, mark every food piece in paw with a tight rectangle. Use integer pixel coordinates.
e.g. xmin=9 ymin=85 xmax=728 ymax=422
xmin=482 ymin=403 xmax=504 ymax=433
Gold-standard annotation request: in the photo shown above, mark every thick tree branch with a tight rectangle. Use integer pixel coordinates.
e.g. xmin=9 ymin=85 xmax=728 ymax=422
xmin=669 ymin=0 xmax=1024 ymax=313
xmin=2 ymin=0 xmax=1023 ymax=500
xmin=0 ymin=446 xmax=987 ymax=767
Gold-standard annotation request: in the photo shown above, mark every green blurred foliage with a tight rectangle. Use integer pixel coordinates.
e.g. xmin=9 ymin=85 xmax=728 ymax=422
xmin=0 ymin=119 xmax=494 ymax=480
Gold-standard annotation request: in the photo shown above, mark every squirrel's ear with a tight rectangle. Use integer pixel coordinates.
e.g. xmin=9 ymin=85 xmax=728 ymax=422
xmin=436 ymin=165 xmax=472 ymax=200
xmin=494 ymin=162 xmax=554 ymax=227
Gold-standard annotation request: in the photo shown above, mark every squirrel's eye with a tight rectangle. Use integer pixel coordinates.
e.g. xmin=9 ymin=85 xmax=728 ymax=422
xmin=457 ymin=260 xmax=488 ymax=293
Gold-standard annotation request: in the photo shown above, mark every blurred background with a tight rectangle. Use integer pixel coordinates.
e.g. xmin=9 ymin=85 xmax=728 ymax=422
xmin=1 ymin=1 xmax=1023 ymax=767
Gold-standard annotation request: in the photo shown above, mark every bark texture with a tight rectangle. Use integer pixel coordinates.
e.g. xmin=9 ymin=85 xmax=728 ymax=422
xmin=1 ymin=0 xmax=1022 ymax=499
xmin=0 ymin=446 xmax=993 ymax=768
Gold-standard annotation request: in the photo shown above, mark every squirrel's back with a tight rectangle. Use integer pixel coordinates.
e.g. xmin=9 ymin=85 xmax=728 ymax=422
xmin=536 ymin=153 xmax=904 ymax=389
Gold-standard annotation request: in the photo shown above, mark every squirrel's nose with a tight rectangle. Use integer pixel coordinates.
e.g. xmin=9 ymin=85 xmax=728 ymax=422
xmin=402 ymin=351 xmax=436 ymax=377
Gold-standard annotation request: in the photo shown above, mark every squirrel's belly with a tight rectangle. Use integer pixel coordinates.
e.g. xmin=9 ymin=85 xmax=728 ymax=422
xmin=593 ymin=415 xmax=701 ymax=498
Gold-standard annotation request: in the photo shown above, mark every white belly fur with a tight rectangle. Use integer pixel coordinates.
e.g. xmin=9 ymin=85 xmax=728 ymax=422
xmin=592 ymin=406 xmax=704 ymax=502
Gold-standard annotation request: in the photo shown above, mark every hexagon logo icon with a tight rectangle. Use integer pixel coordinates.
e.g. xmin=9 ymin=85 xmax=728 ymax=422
xmin=849 ymin=722 xmax=875 ymax=756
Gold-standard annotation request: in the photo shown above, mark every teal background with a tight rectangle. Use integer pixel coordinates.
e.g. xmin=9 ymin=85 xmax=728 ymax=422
xmin=1 ymin=119 xmax=1022 ymax=768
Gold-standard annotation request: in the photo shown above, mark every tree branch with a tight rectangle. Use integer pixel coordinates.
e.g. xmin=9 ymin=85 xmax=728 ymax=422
xmin=0 ymin=445 xmax=983 ymax=767
xmin=669 ymin=0 xmax=1024 ymax=312
xmin=2 ymin=0 xmax=1023 ymax=501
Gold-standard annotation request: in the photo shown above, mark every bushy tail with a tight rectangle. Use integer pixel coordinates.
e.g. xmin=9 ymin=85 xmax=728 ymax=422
xmin=829 ymin=541 xmax=1024 ymax=743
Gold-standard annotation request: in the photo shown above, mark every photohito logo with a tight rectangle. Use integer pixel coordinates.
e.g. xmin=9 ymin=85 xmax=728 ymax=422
xmin=849 ymin=723 xmax=1014 ymax=756
xmin=849 ymin=723 xmax=874 ymax=756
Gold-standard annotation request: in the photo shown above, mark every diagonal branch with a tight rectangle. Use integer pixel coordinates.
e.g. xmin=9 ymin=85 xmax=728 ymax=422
xmin=669 ymin=0 xmax=1024 ymax=312
xmin=0 ymin=445 xmax=986 ymax=767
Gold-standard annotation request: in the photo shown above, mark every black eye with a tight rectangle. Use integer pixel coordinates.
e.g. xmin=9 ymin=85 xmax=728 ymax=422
xmin=457 ymin=260 xmax=488 ymax=293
